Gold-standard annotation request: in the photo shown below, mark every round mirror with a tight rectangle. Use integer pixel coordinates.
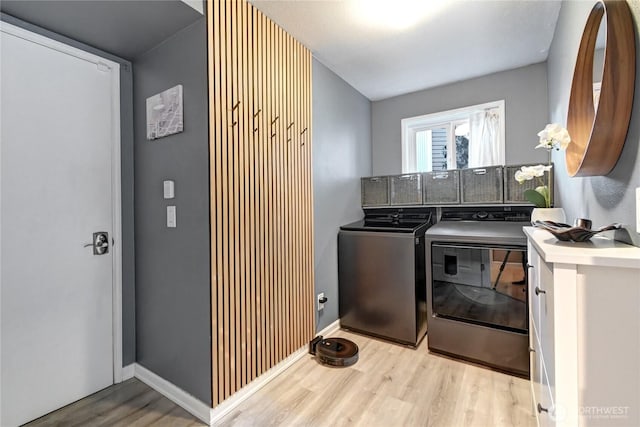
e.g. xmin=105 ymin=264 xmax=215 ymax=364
xmin=565 ymin=0 xmax=635 ymax=177
xmin=592 ymin=13 xmax=606 ymax=110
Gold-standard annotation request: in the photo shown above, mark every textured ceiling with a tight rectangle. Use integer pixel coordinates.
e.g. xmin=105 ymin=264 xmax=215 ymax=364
xmin=251 ymin=0 xmax=562 ymax=101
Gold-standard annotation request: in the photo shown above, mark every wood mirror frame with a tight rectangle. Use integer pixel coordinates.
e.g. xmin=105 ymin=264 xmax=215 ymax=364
xmin=566 ymin=0 xmax=635 ymax=177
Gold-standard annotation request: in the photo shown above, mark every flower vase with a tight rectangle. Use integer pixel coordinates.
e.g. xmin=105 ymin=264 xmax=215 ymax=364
xmin=531 ymin=207 xmax=567 ymax=225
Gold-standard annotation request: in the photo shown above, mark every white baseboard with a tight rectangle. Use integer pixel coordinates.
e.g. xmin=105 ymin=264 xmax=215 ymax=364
xmin=209 ymin=346 xmax=309 ymax=424
xmin=121 ymin=364 xmax=135 ymax=381
xmin=134 ymin=363 xmax=212 ymax=425
xmin=317 ymin=319 xmax=340 ymax=336
xmin=133 ymin=321 xmax=342 ymax=426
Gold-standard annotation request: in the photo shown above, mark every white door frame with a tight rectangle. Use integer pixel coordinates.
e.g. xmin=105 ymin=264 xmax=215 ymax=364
xmin=1 ymin=21 xmax=124 ymax=383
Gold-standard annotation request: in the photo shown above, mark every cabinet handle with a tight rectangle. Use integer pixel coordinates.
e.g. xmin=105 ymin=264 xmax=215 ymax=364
xmin=535 ymin=286 xmax=546 ymax=296
xmin=537 ymin=403 xmax=549 ymax=414
xmin=527 ymin=263 xmax=533 ymax=269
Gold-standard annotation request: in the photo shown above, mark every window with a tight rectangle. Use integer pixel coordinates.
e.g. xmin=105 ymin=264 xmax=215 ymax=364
xmin=401 ymin=100 xmax=505 ymax=173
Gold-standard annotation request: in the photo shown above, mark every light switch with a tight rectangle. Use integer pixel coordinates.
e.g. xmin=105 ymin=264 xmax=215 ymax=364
xmin=167 ymin=206 xmax=176 ymax=228
xmin=163 ymin=180 xmax=175 ymax=199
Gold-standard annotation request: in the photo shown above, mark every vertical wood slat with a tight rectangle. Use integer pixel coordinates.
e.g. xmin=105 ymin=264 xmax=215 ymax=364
xmin=260 ymin=10 xmax=271 ymax=375
xmin=246 ymin=0 xmax=257 ymax=385
xmin=251 ymin=5 xmax=262 ymax=378
xmin=240 ymin=0 xmax=249 ymax=389
xmin=307 ymin=47 xmax=314 ymax=339
xmin=222 ymin=0 xmax=232 ymax=401
xmin=207 ymin=0 xmax=314 ymax=406
xmin=207 ymin=0 xmax=219 ymax=406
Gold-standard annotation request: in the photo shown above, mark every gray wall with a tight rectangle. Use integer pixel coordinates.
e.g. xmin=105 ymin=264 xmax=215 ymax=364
xmin=133 ymin=18 xmax=211 ymax=404
xmin=0 ymin=12 xmax=137 ymax=366
xmin=547 ymin=1 xmax=640 ymax=228
xmin=312 ymin=59 xmax=371 ymax=331
xmin=371 ymin=63 xmax=550 ymax=175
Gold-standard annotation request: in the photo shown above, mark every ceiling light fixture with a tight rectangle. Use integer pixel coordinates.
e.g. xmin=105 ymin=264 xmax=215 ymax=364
xmin=351 ymin=0 xmax=447 ymax=31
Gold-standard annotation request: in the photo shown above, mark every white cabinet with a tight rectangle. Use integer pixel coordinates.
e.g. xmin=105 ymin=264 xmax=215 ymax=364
xmin=525 ymin=227 xmax=640 ymax=427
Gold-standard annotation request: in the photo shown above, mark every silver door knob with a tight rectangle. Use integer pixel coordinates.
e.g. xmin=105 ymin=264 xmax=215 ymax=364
xmin=84 ymin=232 xmax=109 ymax=255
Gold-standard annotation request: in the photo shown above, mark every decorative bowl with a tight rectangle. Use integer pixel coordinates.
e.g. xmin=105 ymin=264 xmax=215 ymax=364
xmin=532 ymin=220 xmax=622 ymax=242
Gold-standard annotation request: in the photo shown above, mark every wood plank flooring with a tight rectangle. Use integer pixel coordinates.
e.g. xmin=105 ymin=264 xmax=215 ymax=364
xmin=24 ymin=378 xmax=204 ymax=427
xmin=25 ymin=330 xmax=535 ymax=427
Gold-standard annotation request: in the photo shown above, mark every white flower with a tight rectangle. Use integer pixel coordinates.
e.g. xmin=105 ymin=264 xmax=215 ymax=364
xmin=536 ymin=123 xmax=571 ymax=150
xmin=514 ymin=164 xmax=552 ymax=183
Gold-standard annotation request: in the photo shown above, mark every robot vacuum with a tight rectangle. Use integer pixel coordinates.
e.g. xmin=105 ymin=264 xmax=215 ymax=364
xmin=308 ymin=335 xmax=359 ymax=367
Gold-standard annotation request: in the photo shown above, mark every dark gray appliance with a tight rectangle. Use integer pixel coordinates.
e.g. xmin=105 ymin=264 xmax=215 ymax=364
xmin=425 ymin=207 xmax=531 ymax=377
xmin=338 ymin=208 xmax=434 ymax=346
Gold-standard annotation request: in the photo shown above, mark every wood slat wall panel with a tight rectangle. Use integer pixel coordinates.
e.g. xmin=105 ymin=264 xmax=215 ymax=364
xmin=207 ymin=0 xmax=314 ymax=406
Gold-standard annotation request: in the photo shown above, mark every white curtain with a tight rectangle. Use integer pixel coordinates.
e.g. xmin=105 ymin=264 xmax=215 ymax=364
xmin=468 ymin=109 xmax=500 ymax=167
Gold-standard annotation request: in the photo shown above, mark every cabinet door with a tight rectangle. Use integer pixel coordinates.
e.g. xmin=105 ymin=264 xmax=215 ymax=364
xmin=527 ymin=243 xmax=557 ymax=427
xmin=538 ymin=359 xmax=556 ymax=427
xmin=527 ymin=242 xmax=542 ymax=336
xmin=530 ymin=320 xmax=556 ymax=427
xmin=537 ymin=258 xmax=555 ymax=394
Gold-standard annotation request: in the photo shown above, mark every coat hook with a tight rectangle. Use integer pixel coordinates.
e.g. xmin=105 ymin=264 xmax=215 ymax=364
xmin=230 ymin=120 xmax=238 ymax=127
xmin=231 ymin=101 xmax=241 ymax=111
xmin=253 ymin=109 xmax=262 ymax=118
xmin=300 ymin=127 xmax=308 ymax=135
xmin=287 ymin=122 xmax=294 ymax=130
xmin=271 ymin=116 xmax=279 ymax=125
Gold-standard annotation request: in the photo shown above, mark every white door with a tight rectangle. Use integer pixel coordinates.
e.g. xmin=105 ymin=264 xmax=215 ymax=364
xmin=1 ymin=22 xmax=121 ymax=427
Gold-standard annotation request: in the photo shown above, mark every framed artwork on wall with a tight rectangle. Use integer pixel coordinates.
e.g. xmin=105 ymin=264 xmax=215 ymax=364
xmin=146 ymin=84 xmax=183 ymax=140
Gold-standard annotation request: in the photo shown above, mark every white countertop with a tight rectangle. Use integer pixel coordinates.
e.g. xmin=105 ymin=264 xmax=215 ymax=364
xmin=524 ymin=227 xmax=640 ymax=269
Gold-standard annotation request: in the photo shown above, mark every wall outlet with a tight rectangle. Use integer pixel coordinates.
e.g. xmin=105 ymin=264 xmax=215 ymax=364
xmin=636 ymin=187 xmax=640 ymax=233
xmin=317 ymin=293 xmax=326 ymax=311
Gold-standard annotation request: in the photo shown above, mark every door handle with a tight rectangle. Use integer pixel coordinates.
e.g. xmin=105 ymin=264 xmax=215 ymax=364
xmin=535 ymin=286 xmax=546 ymax=296
xmin=84 ymin=231 xmax=109 ymax=255
xmin=537 ymin=403 xmax=549 ymax=414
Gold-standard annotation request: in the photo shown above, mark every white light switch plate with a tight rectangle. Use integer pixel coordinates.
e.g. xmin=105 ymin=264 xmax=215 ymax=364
xmin=167 ymin=206 xmax=176 ymax=228
xmin=636 ymin=187 xmax=640 ymax=233
xmin=163 ymin=180 xmax=175 ymax=199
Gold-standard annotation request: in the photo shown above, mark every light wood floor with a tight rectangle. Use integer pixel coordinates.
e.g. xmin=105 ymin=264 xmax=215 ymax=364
xmin=26 ymin=330 xmax=535 ymax=427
